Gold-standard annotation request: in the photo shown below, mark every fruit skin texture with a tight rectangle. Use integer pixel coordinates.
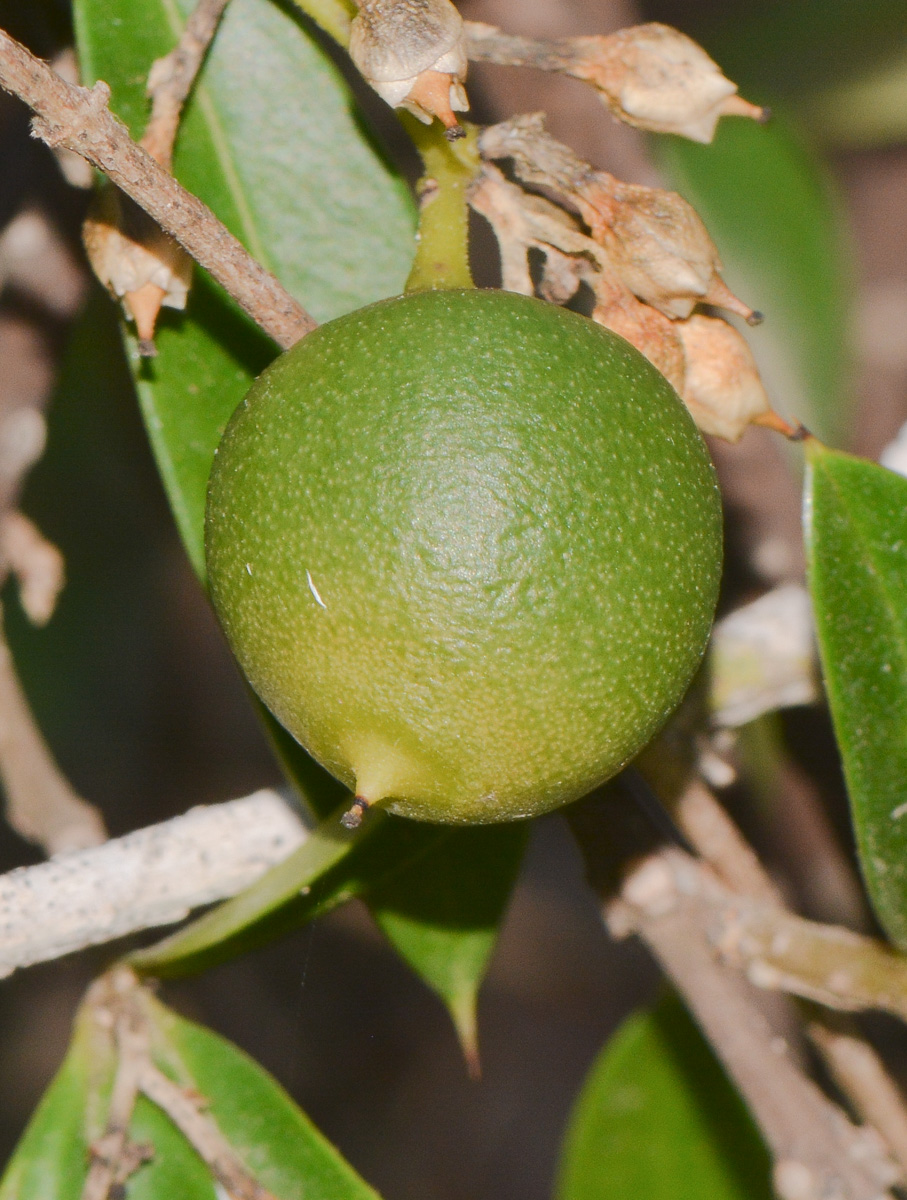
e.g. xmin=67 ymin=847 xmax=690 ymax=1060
xmin=206 ymin=288 xmax=722 ymax=823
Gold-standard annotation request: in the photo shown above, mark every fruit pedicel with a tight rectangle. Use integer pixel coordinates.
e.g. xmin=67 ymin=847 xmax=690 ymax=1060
xmin=205 ymin=288 xmax=722 ymax=827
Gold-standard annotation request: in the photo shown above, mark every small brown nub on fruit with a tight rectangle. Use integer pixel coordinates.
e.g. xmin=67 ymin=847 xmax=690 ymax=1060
xmin=341 ymin=796 xmax=371 ymax=830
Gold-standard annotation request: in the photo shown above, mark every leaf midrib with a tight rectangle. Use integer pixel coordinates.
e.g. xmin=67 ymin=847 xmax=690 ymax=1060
xmin=159 ymin=0 xmax=273 ymax=272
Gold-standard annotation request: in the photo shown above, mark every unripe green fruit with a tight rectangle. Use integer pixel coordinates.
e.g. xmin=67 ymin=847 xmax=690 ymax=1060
xmin=205 ymin=289 xmax=722 ymax=824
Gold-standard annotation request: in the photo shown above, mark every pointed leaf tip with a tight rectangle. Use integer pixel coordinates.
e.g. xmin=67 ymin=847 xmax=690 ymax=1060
xmin=370 ymin=822 xmax=528 ymax=1072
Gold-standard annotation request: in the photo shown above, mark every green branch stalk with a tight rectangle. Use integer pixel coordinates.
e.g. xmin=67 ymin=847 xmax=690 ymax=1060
xmin=404 ymin=117 xmax=479 ymax=292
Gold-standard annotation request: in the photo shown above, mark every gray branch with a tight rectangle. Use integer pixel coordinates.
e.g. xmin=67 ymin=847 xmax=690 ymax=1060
xmin=0 ymin=789 xmax=307 ymax=977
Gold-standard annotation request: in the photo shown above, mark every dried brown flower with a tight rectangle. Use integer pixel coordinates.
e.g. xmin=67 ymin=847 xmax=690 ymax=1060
xmin=350 ymin=0 xmax=469 ymax=130
xmin=569 ymin=23 xmax=766 ymax=143
xmin=593 ymin=286 xmax=686 ymax=394
xmin=83 ymin=186 xmax=191 ymax=354
xmin=676 ymin=314 xmax=774 ymax=442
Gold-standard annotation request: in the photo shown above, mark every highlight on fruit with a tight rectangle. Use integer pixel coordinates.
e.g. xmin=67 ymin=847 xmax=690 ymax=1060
xmin=205 ymin=288 xmax=723 ymax=827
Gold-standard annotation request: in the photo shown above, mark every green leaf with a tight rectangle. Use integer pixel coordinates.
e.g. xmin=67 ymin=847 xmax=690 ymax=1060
xmin=73 ymin=0 xmax=416 ymax=577
xmin=128 ymin=801 xmax=390 ymax=976
xmin=0 ymin=1001 xmax=216 ymax=1200
xmin=804 ymin=443 xmax=907 ymax=945
xmin=657 ymin=113 xmax=854 ymax=446
xmin=370 ymin=822 xmax=528 ymax=1069
xmin=556 ymin=994 xmax=772 ymax=1200
xmin=0 ymin=985 xmax=381 ymax=1200
xmin=126 ymin=1096 xmax=219 ymax=1200
xmin=147 ymin=994 xmax=381 ymax=1200
xmin=0 ymin=1014 xmax=93 ymax=1200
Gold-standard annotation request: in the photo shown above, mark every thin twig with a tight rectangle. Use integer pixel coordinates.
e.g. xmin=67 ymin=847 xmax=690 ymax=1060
xmin=0 ymin=790 xmax=307 ymax=976
xmin=674 ymin=777 xmax=783 ymax=906
xmin=139 ymin=1063 xmax=279 ymax=1200
xmin=142 ymin=0 xmax=231 ymax=169
xmin=463 ymin=21 xmax=767 ymax=132
xmin=810 ymin=1016 xmax=907 ymax=1181
xmin=601 ymin=843 xmax=899 ymax=1200
xmin=0 ymin=611 xmax=105 ymax=855
xmin=464 ymin=22 xmax=586 ymax=74
xmin=0 ymin=27 xmax=315 ymax=349
xmin=1 ymin=510 xmax=65 ymax=626
xmin=82 ymin=976 xmax=153 ymax=1200
xmin=719 ymin=896 xmax=907 ymax=1022
xmin=0 ymin=185 xmax=104 ymax=854
xmin=672 ymin=778 xmax=907 ymax=1176
xmin=84 ymin=968 xmax=280 ymax=1200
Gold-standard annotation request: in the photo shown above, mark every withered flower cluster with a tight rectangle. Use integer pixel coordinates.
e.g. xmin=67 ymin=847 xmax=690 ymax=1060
xmin=471 ymin=114 xmax=782 ymax=443
xmin=346 ymin=4 xmax=788 ymax=444
xmin=351 ymin=0 xmax=469 ymax=134
xmin=82 ymin=0 xmax=789 ymax=442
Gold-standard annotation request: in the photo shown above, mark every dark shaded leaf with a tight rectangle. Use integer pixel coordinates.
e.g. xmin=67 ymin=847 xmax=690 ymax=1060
xmin=370 ymin=822 xmax=528 ymax=1067
xmin=805 ymin=443 xmax=907 ymax=945
xmin=556 ymin=994 xmax=772 ymax=1200
xmin=663 ymin=0 xmax=907 ymax=99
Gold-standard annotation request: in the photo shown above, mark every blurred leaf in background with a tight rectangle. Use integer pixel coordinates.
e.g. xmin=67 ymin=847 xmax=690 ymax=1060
xmin=557 ymin=994 xmax=772 ymax=1200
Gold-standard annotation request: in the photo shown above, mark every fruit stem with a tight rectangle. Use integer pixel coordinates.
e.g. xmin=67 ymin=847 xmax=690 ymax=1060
xmin=340 ymin=796 xmax=371 ymax=830
xmin=402 ymin=115 xmax=479 ymax=293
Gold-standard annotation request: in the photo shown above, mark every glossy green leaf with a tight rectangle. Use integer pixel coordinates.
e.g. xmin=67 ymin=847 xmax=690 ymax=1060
xmin=657 ymin=113 xmax=853 ymax=445
xmin=556 ymin=994 xmax=771 ymax=1200
xmin=74 ymin=0 xmax=415 ymax=577
xmin=0 ymin=1014 xmax=94 ymax=1200
xmin=0 ymin=985 xmax=380 ymax=1200
xmin=370 ymin=822 xmax=528 ymax=1067
xmin=804 ymin=444 xmax=907 ymax=945
xmin=147 ymin=994 xmax=382 ymax=1200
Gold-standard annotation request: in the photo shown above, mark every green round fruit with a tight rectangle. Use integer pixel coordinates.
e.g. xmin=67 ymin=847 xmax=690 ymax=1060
xmin=205 ymin=288 xmax=722 ymax=824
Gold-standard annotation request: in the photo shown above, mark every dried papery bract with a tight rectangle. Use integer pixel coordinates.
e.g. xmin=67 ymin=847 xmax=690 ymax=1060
xmin=478 ymin=115 xmax=758 ymax=325
xmin=468 ymin=163 xmax=596 ymax=301
xmin=569 ymin=22 xmax=767 ymax=143
xmin=468 ymin=164 xmax=688 ymax=393
xmin=676 ymin=314 xmax=776 ymax=442
xmin=350 ymin=0 xmax=469 ymax=132
xmin=81 ymin=0 xmax=232 ymax=352
xmin=83 ymin=187 xmax=191 ymax=355
xmin=593 ymin=290 xmax=687 ymax=394
xmin=463 ymin=21 xmax=766 ymax=145
xmin=580 ymin=178 xmax=760 ymax=323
